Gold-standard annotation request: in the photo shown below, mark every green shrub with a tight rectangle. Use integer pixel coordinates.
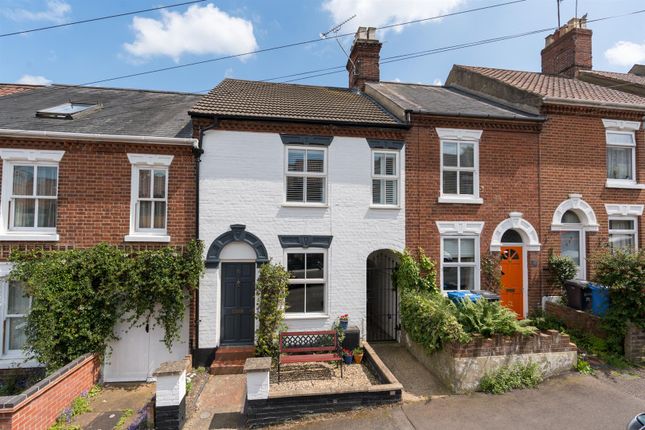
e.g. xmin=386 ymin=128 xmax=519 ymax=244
xmin=593 ymin=249 xmax=644 ymax=355
xmin=71 ymin=396 xmax=91 ymax=416
xmin=393 ymin=249 xmax=437 ymax=293
xmin=479 ymin=362 xmax=543 ymax=394
xmin=10 ymin=241 xmax=204 ymax=371
xmin=480 ymin=253 xmax=502 ymax=294
xmin=548 ymin=253 xmax=577 ymax=293
xmin=456 ymin=299 xmax=536 ymax=337
xmin=575 ymin=358 xmax=594 ymax=375
xmin=400 ymin=289 xmax=470 ymax=353
xmin=255 ymin=262 xmax=290 ymax=358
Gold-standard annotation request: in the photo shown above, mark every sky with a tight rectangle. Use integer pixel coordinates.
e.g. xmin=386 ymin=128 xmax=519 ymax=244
xmin=1 ymin=0 xmax=644 ymax=93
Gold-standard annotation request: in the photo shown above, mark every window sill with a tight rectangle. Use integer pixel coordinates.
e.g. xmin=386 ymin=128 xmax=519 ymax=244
xmin=284 ymin=313 xmax=329 ymax=320
xmin=369 ymin=204 xmax=401 ymax=210
xmin=281 ymin=203 xmax=329 ymax=209
xmin=605 ymin=180 xmax=645 ymax=190
xmin=438 ymin=196 xmax=484 ymax=205
xmin=124 ymin=234 xmax=171 ymax=243
xmin=0 ymin=233 xmax=59 ymax=242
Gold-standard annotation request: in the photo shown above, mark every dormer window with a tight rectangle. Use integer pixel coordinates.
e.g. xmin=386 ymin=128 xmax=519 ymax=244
xmin=36 ymin=102 xmax=100 ymax=119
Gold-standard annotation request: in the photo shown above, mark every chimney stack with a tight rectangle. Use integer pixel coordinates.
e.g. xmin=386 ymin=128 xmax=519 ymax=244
xmin=347 ymin=27 xmax=381 ymax=90
xmin=629 ymin=64 xmax=645 ymax=77
xmin=541 ymin=17 xmax=592 ymax=78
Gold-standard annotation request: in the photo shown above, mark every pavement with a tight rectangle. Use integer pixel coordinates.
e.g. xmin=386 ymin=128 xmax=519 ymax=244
xmin=279 ymin=372 xmax=644 ymax=430
xmin=72 ymin=383 xmax=154 ymax=429
xmin=183 ymin=374 xmax=246 ymax=430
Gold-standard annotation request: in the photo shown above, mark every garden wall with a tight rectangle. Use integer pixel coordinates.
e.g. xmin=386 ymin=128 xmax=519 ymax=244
xmin=402 ymin=330 xmax=577 ymax=393
xmin=624 ymin=323 xmax=645 ymax=364
xmin=244 ymin=342 xmax=402 ymax=428
xmin=545 ymin=301 xmax=607 ymax=338
xmin=0 ymin=354 xmax=100 ymax=430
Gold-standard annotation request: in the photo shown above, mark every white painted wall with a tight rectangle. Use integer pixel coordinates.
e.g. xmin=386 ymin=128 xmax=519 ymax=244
xmin=198 ymin=130 xmax=405 ymax=348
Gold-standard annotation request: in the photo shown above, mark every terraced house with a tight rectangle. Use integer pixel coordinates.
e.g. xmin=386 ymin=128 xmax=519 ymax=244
xmin=0 ymin=84 xmax=199 ymax=382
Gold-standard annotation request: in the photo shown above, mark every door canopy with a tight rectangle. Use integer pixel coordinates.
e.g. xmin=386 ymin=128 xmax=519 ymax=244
xmin=551 ymin=194 xmax=599 ymax=232
xmin=206 ymin=224 xmax=269 ymax=268
xmin=490 ymin=212 xmax=541 ymax=252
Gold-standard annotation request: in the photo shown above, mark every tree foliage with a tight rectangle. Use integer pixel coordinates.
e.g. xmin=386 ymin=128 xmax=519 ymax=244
xmin=255 ymin=261 xmax=290 ymax=358
xmin=9 ymin=241 xmax=204 ymax=371
xmin=593 ymin=249 xmax=645 ymax=354
xmin=548 ymin=253 xmax=578 ymax=289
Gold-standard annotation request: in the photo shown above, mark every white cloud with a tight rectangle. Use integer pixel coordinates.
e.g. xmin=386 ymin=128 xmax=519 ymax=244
xmin=432 ymin=78 xmax=442 ymax=86
xmin=604 ymin=41 xmax=645 ymax=67
xmin=4 ymin=0 xmax=71 ymax=23
xmin=123 ymin=4 xmax=258 ymax=62
xmin=322 ymin=0 xmax=465 ymax=33
xmin=16 ymin=75 xmax=52 ymax=85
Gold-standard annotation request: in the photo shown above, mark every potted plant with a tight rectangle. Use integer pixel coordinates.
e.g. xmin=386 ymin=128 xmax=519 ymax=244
xmin=342 ymin=348 xmax=353 ymax=365
xmin=339 ymin=314 xmax=349 ymax=331
xmin=353 ymin=346 xmax=364 ymax=364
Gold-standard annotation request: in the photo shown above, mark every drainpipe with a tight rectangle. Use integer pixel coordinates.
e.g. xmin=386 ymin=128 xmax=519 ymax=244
xmin=193 ymin=118 xmax=217 ymax=357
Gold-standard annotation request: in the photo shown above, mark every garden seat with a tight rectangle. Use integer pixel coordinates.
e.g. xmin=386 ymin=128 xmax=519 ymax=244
xmin=278 ymin=330 xmax=342 ymax=383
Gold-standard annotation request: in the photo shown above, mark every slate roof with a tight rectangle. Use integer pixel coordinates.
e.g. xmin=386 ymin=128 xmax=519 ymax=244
xmin=455 ymin=65 xmax=645 ymax=107
xmin=0 ymin=84 xmax=41 ymax=97
xmin=0 ymin=85 xmax=201 ymax=138
xmin=189 ymin=79 xmax=403 ymax=126
xmin=365 ymin=81 xmax=540 ymax=120
xmin=579 ymin=70 xmax=645 ymax=87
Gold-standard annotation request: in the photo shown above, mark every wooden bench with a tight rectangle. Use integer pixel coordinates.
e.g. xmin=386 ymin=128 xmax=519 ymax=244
xmin=278 ymin=330 xmax=343 ymax=383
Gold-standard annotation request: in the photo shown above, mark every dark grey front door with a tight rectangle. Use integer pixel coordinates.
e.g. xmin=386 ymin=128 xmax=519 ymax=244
xmin=220 ymin=262 xmax=255 ymax=345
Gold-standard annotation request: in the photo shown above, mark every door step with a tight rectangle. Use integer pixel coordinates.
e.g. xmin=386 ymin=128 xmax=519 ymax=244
xmin=209 ymin=346 xmax=255 ymax=375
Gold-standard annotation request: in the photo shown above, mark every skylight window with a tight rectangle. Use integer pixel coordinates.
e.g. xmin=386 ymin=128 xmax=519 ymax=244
xmin=36 ymin=102 xmax=100 ymax=119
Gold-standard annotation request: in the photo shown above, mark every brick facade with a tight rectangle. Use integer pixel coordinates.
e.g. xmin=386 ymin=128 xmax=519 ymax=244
xmin=541 ymin=19 xmax=592 ymax=78
xmin=0 ymin=354 xmax=100 ymax=430
xmin=404 ymin=115 xmax=545 ymax=313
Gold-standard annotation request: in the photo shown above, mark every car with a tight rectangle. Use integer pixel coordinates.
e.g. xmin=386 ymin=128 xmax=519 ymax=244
xmin=628 ymin=413 xmax=645 ymax=430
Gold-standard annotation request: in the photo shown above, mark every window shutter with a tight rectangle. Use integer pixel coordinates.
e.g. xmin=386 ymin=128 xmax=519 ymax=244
xmin=286 ymin=176 xmax=304 ymax=202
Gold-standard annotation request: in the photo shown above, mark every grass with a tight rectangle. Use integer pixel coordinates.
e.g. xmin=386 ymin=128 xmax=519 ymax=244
xmin=479 ymin=363 xmax=543 ymax=394
xmin=479 ymin=362 xmax=543 ymax=394
xmin=114 ymin=408 xmax=134 ymax=430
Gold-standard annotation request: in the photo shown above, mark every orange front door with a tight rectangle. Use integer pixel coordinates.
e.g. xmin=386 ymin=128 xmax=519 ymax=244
xmin=500 ymin=246 xmax=524 ymax=318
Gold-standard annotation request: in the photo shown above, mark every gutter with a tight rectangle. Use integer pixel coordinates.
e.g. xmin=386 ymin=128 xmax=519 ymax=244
xmin=542 ymin=97 xmax=645 ymax=113
xmin=0 ymin=128 xmax=199 ymax=147
xmin=188 ymin=113 xmax=409 ymax=130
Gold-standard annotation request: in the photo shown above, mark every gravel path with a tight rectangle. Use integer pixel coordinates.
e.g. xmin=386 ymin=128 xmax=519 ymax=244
xmin=270 ymin=362 xmax=378 ymax=394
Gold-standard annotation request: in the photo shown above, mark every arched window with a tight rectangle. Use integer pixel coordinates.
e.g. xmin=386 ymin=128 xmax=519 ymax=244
xmin=501 ymin=229 xmax=523 ymax=243
xmin=562 ymin=210 xmax=581 ymax=224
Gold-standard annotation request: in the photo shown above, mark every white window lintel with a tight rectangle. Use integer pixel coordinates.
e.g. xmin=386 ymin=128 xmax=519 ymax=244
xmin=0 ymin=149 xmax=64 ymax=163
xmin=602 ymin=119 xmax=641 ymax=131
xmin=605 ymin=203 xmax=644 ymax=217
xmin=436 ymin=221 xmax=484 ymax=236
xmin=436 ymin=128 xmax=483 ymax=141
xmin=127 ymin=153 xmax=174 ymax=167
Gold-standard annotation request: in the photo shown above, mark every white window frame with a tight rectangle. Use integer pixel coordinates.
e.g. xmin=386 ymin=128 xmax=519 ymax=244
xmin=284 ymin=248 xmax=328 ymax=318
xmin=2 ymin=280 xmax=31 ymax=356
xmin=371 ymin=149 xmax=400 ymax=208
xmin=608 ymin=216 xmax=638 ymax=252
xmin=0 ymin=149 xmax=64 ymax=241
xmin=283 ymin=146 xmax=328 ymax=207
xmin=125 ymin=154 xmax=173 ymax=243
xmin=436 ymin=221 xmax=484 ymax=293
xmin=603 ymin=119 xmax=644 ymax=189
xmin=436 ymin=128 xmax=483 ymax=204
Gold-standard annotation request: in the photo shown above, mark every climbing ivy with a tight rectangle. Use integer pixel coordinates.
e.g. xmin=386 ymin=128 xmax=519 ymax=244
xmin=255 ymin=261 xmax=290 ymax=358
xmin=9 ymin=241 xmax=204 ymax=371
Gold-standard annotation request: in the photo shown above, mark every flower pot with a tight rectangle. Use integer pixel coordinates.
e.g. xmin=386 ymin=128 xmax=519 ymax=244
xmin=343 ymin=355 xmax=353 ymax=365
xmin=339 ymin=320 xmax=348 ymax=331
xmin=354 ymin=352 xmax=364 ymax=364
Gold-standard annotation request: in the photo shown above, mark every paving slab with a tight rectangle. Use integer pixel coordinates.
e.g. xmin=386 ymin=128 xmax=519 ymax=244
xmin=72 ymin=383 xmax=154 ymax=429
xmin=183 ymin=374 xmax=246 ymax=430
xmin=370 ymin=342 xmax=451 ymax=401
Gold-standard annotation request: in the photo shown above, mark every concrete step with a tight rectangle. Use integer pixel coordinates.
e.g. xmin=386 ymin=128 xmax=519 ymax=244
xmin=209 ymin=346 xmax=255 ymax=375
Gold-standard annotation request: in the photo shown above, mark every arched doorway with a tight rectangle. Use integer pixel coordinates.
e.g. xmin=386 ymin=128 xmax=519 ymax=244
xmin=366 ymin=250 xmax=399 ymax=342
xmin=490 ymin=212 xmax=541 ymax=318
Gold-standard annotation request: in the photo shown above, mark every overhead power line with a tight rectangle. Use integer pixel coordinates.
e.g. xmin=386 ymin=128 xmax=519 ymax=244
xmin=0 ymin=0 xmax=206 ymax=38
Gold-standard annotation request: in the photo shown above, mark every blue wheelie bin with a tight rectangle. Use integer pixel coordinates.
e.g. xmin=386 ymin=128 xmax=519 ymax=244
xmin=447 ymin=291 xmax=482 ymax=304
xmin=588 ymin=283 xmax=610 ymax=317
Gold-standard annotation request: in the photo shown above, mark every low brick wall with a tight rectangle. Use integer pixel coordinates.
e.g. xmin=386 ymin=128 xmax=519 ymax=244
xmin=625 ymin=323 xmax=645 ymax=364
xmin=545 ymin=301 xmax=607 ymax=338
xmin=0 ymin=354 xmax=100 ymax=430
xmin=244 ymin=342 xmax=402 ymax=428
xmin=402 ymin=330 xmax=577 ymax=394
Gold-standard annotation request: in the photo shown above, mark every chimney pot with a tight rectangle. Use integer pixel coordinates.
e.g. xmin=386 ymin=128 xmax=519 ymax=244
xmin=541 ymin=16 xmax=592 ymax=78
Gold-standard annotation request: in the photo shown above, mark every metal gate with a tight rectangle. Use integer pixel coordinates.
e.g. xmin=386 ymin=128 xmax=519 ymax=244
xmin=366 ymin=254 xmax=399 ymax=342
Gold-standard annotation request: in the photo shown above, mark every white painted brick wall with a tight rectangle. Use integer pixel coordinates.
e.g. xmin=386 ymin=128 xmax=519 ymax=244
xmin=198 ymin=130 xmax=405 ymax=348
xmin=156 ymin=370 xmax=186 ymax=407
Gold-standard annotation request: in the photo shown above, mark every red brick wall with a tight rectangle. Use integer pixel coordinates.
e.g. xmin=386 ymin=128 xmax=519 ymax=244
xmin=537 ymin=107 xmax=645 ymax=297
xmin=449 ymin=330 xmax=576 ymax=358
xmin=0 ymin=137 xmax=196 ymax=252
xmin=404 ymin=115 xmax=544 ymax=312
xmin=545 ymin=301 xmax=608 ymax=338
xmin=0 ymin=354 xmax=100 ymax=430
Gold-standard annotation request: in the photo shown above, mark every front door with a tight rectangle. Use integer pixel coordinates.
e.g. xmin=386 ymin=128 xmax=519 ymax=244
xmin=220 ymin=262 xmax=255 ymax=345
xmin=500 ymin=246 xmax=524 ymax=318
